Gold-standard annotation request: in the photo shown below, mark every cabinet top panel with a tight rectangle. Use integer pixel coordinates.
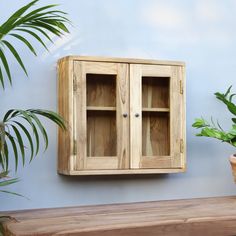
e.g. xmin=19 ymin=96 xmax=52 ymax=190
xmin=58 ymin=55 xmax=185 ymax=66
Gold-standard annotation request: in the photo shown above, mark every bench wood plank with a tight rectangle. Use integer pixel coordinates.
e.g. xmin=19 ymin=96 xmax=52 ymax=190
xmin=2 ymin=196 xmax=236 ymax=235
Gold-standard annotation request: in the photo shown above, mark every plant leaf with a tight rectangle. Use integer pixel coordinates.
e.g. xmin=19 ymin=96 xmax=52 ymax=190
xmin=10 ymin=33 xmax=37 ymax=56
xmin=0 ymin=66 xmax=4 ymax=88
xmin=2 ymin=40 xmax=28 ymax=76
xmin=5 ymin=132 xmax=18 ymax=172
xmin=225 ymin=85 xmax=232 ymax=97
xmin=10 ymin=125 xmax=25 ymax=166
xmin=0 ymin=48 xmax=12 ymax=84
xmin=13 ymin=121 xmax=34 ymax=162
xmin=0 ymin=178 xmax=19 ymax=187
xmin=0 ymin=0 xmax=38 ymax=37
xmin=15 ymin=28 xmax=49 ymax=50
xmin=29 ymin=112 xmax=48 ymax=151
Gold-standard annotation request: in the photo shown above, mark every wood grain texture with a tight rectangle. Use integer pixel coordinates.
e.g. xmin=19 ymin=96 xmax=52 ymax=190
xmin=87 ymin=111 xmax=117 ymax=157
xmin=3 ymin=196 xmax=236 ymax=236
xmin=142 ymin=113 xmax=170 ymax=156
xmin=57 ymin=59 xmax=74 ymax=173
xmin=60 ymin=168 xmax=185 ymax=175
xmin=142 ymin=77 xmax=169 ymax=108
xmin=59 ymin=55 xmax=185 ymax=66
xmin=116 ymin=63 xmax=130 ymax=169
xmin=130 ymin=64 xmax=142 ymax=169
xmin=74 ymin=61 xmax=87 ymax=170
xmin=74 ymin=61 xmax=129 ymax=170
xmin=86 ymin=74 xmax=116 ymax=107
xmin=169 ymin=66 xmax=183 ymax=168
xmin=138 ymin=64 xmax=184 ymax=169
xmin=58 ymin=56 xmax=186 ymax=175
xmin=180 ymin=66 xmax=186 ymax=170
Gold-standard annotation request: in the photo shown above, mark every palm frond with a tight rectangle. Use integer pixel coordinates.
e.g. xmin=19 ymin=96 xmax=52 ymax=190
xmin=0 ymin=0 xmax=70 ymax=88
xmin=0 ymin=109 xmax=66 ymax=171
xmin=0 ymin=171 xmax=19 ymax=189
xmin=0 ymin=171 xmax=24 ymax=198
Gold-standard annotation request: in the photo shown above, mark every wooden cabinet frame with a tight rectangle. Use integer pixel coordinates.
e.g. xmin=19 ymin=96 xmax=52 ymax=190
xmin=58 ymin=56 xmax=186 ymax=175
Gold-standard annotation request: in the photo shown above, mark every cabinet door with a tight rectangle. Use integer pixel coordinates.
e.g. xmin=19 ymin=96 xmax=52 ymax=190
xmin=130 ymin=64 xmax=185 ymax=169
xmin=73 ymin=61 xmax=129 ymax=170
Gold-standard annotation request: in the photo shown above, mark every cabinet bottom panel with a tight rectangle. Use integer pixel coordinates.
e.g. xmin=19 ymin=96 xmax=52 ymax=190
xmin=58 ymin=168 xmax=185 ymax=176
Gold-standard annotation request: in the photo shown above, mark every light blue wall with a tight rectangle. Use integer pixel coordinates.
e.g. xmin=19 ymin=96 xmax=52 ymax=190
xmin=1 ymin=0 xmax=236 ymax=211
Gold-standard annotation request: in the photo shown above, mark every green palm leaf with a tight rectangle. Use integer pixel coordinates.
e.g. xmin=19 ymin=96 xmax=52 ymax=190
xmin=2 ymin=40 xmax=28 ymax=76
xmin=9 ymin=34 xmax=37 ymax=56
xmin=0 ymin=0 xmax=70 ymax=87
xmin=1 ymin=109 xmax=66 ymax=171
xmin=0 ymin=171 xmax=23 ymax=197
xmin=0 ymin=0 xmax=69 ymax=199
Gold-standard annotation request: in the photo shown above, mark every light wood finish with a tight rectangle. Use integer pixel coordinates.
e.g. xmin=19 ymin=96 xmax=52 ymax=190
xmin=86 ymin=74 xmax=116 ymax=107
xmin=58 ymin=56 xmax=185 ymax=175
xmin=117 ymin=63 xmax=130 ymax=169
xmin=130 ymin=64 xmax=142 ymax=169
xmin=87 ymin=111 xmax=116 ymax=157
xmin=180 ymin=65 xmax=186 ymax=169
xmin=142 ymin=108 xmax=170 ymax=112
xmin=142 ymin=113 xmax=170 ymax=157
xmin=57 ymin=59 xmax=74 ymax=172
xmin=59 ymin=55 xmax=185 ymax=66
xmin=74 ymin=61 xmax=87 ymax=170
xmin=129 ymin=64 xmax=184 ymax=169
xmin=142 ymin=77 xmax=169 ymax=108
xmin=169 ymin=66 xmax=183 ymax=168
xmin=73 ymin=61 xmax=129 ymax=170
xmin=87 ymin=106 xmax=116 ymax=111
xmin=86 ymin=157 xmax=118 ymax=170
xmin=59 ymin=168 xmax=184 ymax=175
xmin=4 ymin=196 xmax=236 ymax=236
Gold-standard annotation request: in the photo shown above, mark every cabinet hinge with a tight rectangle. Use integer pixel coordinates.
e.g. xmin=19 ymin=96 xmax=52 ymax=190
xmin=73 ymin=75 xmax=77 ymax=92
xmin=180 ymin=139 xmax=184 ymax=153
xmin=180 ymin=80 xmax=183 ymax=94
xmin=73 ymin=140 xmax=77 ymax=155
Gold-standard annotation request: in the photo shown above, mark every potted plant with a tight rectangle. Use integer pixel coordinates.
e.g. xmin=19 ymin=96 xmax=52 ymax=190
xmin=192 ymin=86 xmax=236 ymax=182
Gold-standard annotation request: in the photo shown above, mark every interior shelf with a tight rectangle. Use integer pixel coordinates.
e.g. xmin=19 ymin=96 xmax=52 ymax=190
xmin=87 ymin=106 xmax=116 ymax=111
xmin=142 ymin=108 xmax=170 ymax=112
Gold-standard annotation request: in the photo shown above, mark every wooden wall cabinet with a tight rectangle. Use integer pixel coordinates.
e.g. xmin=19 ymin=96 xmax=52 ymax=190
xmin=58 ymin=56 xmax=186 ymax=175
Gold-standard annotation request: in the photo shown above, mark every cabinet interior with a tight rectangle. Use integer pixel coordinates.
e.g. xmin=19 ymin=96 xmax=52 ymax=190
xmin=87 ymin=111 xmax=117 ymax=157
xmin=142 ymin=77 xmax=169 ymax=110
xmin=142 ymin=112 xmax=170 ymax=156
xmin=86 ymin=74 xmax=116 ymax=109
xmin=86 ymin=73 xmax=117 ymax=157
xmin=142 ymin=76 xmax=170 ymax=156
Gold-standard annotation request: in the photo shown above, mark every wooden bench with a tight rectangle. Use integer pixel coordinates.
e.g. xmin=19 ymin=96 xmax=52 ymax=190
xmin=2 ymin=196 xmax=236 ymax=236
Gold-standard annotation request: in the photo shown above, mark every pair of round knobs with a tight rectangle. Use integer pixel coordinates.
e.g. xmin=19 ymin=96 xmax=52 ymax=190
xmin=123 ymin=113 xmax=139 ymax=118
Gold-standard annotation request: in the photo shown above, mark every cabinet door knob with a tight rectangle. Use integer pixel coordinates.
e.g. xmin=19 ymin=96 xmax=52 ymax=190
xmin=123 ymin=113 xmax=128 ymax=118
xmin=135 ymin=113 xmax=140 ymax=117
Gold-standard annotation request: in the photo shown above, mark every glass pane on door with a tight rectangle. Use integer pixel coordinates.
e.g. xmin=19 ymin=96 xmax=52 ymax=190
xmin=142 ymin=76 xmax=170 ymax=157
xmin=86 ymin=74 xmax=117 ymax=157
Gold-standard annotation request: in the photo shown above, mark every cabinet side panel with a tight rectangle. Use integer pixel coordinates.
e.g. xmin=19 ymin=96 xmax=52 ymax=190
xmin=58 ymin=59 xmax=74 ymax=174
xmin=169 ymin=66 xmax=183 ymax=168
xmin=74 ymin=61 xmax=87 ymax=170
xmin=180 ymin=66 xmax=186 ymax=170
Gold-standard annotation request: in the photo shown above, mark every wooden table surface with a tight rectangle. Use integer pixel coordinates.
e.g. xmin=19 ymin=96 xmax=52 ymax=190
xmin=2 ymin=196 xmax=236 ymax=236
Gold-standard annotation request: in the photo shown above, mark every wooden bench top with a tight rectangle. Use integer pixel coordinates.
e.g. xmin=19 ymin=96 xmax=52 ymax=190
xmin=2 ymin=196 xmax=236 ymax=236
